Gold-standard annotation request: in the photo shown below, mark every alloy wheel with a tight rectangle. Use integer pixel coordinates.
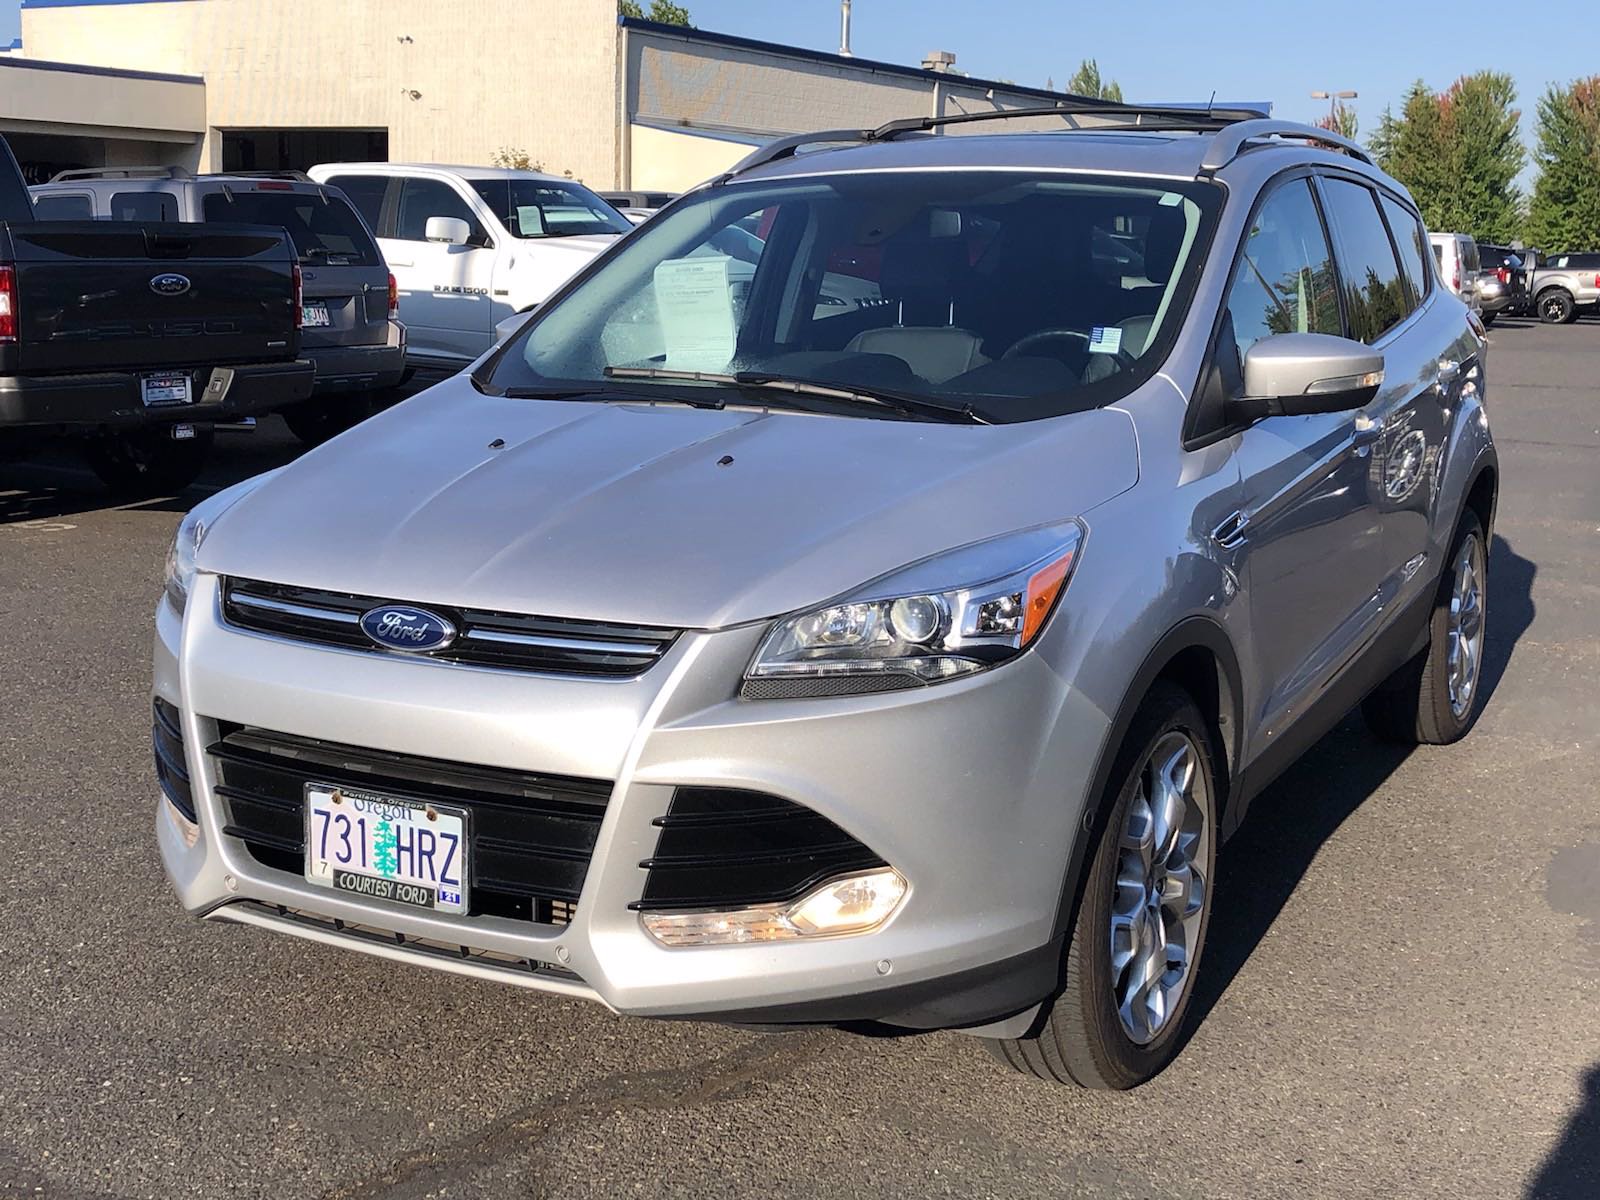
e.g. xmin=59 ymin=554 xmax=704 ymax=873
xmin=1109 ymin=731 xmax=1211 ymax=1045
xmin=1446 ymin=532 xmax=1486 ymax=719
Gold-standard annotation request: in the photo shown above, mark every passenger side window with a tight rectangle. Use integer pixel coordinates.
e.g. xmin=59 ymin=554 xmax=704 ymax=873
xmin=325 ymin=174 xmax=390 ymax=235
xmin=1320 ymin=178 xmax=1412 ymax=343
xmin=1224 ymin=178 xmax=1342 ymax=359
xmin=1379 ymin=194 xmax=1430 ymax=304
xmin=109 ymin=191 xmax=178 ymax=221
xmin=394 ymin=178 xmax=488 ymax=245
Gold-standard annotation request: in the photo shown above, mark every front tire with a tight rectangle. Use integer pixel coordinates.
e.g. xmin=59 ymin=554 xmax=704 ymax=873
xmin=83 ymin=427 xmax=213 ymax=497
xmin=1362 ymin=514 xmax=1488 ymax=745
xmin=984 ymin=683 xmax=1218 ymax=1089
xmin=1539 ymin=290 xmax=1576 ymax=324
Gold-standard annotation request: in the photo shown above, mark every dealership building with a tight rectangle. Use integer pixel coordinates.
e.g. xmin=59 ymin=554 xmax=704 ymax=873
xmin=0 ymin=0 xmax=1158 ymax=189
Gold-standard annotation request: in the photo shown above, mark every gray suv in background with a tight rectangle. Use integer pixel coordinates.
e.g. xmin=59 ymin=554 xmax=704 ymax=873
xmin=152 ymin=107 xmax=1496 ymax=1090
xmin=1528 ymin=250 xmax=1600 ymax=324
xmin=31 ymin=168 xmax=405 ymax=442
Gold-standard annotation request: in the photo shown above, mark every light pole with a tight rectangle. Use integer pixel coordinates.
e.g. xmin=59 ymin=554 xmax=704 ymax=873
xmin=1310 ymin=89 xmax=1357 ymax=129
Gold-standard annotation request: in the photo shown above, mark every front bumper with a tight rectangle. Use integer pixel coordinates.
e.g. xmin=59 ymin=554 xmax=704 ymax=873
xmin=306 ymin=321 xmax=407 ymax=395
xmin=0 ymin=359 xmax=314 ymax=430
xmin=153 ymin=576 xmax=1107 ymax=1032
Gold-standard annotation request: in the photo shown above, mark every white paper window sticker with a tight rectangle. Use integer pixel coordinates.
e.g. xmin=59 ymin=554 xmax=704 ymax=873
xmin=1088 ymin=325 xmax=1123 ymax=355
xmin=653 ymin=255 xmax=737 ymax=372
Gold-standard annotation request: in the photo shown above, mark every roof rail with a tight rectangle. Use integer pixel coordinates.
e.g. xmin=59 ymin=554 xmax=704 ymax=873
xmin=1199 ymin=119 xmax=1372 ymax=173
xmin=715 ymin=101 xmax=1277 ymax=182
xmin=47 ymin=165 xmax=194 ymax=183
xmin=213 ymin=169 xmax=314 ymax=182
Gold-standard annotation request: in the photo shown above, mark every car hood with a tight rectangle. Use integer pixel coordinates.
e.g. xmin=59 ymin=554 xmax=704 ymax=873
xmin=202 ymin=380 xmax=1140 ymax=629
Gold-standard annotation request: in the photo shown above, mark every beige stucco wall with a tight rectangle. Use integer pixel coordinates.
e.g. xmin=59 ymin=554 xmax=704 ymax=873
xmin=20 ymin=0 xmax=620 ymax=181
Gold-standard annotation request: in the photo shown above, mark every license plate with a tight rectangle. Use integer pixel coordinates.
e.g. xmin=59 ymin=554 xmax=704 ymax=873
xmin=141 ymin=373 xmax=192 ymax=407
xmin=302 ymin=304 xmax=332 ymax=327
xmin=304 ymin=784 xmax=468 ymax=915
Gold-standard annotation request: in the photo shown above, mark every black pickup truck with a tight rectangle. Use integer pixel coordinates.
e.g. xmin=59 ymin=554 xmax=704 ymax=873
xmin=0 ymin=137 xmax=312 ymax=494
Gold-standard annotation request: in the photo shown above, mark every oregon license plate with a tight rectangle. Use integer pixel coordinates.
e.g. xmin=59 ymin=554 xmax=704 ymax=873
xmin=302 ymin=304 xmax=331 ymax=327
xmin=303 ymin=785 xmax=468 ymax=914
xmin=140 ymin=373 xmax=192 ymax=407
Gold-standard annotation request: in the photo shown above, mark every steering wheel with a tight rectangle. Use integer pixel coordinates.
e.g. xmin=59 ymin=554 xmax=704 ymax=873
xmin=1002 ymin=327 xmax=1138 ymax=373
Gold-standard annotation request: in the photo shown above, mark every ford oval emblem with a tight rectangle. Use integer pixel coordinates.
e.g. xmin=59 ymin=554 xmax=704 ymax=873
xmin=150 ymin=272 xmax=192 ymax=297
xmin=359 ymin=605 xmax=457 ymax=653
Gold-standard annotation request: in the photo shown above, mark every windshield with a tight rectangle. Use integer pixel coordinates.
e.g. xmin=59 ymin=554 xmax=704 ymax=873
xmin=469 ymin=178 xmax=631 ymax=239
xmin=487 ymin=171 xmax=1219 ymax=423
xmin=201 ymin=189 xmax=380 ymax=265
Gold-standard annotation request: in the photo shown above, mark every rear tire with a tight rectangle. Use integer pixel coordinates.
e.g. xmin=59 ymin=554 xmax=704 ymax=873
xmin=983 ymin=682 xmax=1218 ymax=1089
xmin=1480 ymin=311 xmax=1497 ymax=326
xmin=1538 ymin=290 xmax=1576 ymax=324
xmin=83 ymin=427 xmax=213 ymax=497
xmin=1362 ymin=513 xmax=1487 ymax=745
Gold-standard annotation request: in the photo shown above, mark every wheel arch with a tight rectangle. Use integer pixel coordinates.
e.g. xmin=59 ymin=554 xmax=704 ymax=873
xmin=1049 ymin=616 xmax=1244 ymax=940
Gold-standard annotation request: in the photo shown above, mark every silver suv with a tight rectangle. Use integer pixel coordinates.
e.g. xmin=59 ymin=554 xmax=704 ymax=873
xmin=152 ymin=107 xmax=1497 ymax=1089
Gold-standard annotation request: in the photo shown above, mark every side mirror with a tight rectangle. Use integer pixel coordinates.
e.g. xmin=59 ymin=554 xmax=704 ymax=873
xmin=1233 ymin=332 xmax=1384 ymax=419
xmin=425 ymin=216 xmax=472 ymax=246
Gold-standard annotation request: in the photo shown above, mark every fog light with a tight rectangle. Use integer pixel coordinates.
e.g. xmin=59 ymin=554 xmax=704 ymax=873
xmin=640 ymin=869 xmax=907 ymax=947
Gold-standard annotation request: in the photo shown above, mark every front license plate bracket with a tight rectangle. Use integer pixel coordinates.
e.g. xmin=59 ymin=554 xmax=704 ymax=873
xmin=303 ymin=784 xmax=469 ymax=915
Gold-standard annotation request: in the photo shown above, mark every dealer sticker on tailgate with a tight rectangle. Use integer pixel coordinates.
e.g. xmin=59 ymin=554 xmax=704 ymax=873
xmin=304 ymin=785 xmax=469 ymax=915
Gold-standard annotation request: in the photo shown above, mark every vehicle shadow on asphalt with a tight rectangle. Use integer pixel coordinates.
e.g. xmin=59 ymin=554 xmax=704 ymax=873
xmin=1186 ymin=534 xmax=1537 ymax=1031
xmin=1528 ymin=1063 xmax=1600 ymax=1198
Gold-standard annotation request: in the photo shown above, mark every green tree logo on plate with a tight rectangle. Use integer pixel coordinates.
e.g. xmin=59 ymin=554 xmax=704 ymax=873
xmin=372 ymin=820 xmax=398 ymax=877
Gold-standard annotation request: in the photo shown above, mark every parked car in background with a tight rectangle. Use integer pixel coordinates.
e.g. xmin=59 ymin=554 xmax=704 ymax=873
xmin=308 ymin=164 xmax=631 ymax=368
xmin=1526 ymin=250 xmax=1600 ymax=324
xmin=156 ymin=109 xmax=1497 ymax=1092
xmin=30 ymin=168 xmax=405 ymax=443
xmin=600 ymin=190 xmax=677 ymax=226
xmin=0 ymin=143 xmax=311 ymax=493
xmin=1429 ymin=232 xmax=1481 ymax=311
xmin=1472 ymin=244 xmax=1525 ymax=324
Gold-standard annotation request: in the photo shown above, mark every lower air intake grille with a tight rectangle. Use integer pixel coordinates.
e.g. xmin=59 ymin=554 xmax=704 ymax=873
xmin=152 ymin=698 xmax=195 ymax=822
xmin=220 ymin=577 xmax=680 ymax=677
xmin=208 ymin=723 xmax=610 ymax=924
xmin=632 ymin=787 xmax=888 ymax=911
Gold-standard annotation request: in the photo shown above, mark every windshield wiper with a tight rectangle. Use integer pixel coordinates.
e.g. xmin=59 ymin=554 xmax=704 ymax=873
xmin=605 ymin=366 xmax=987 ymax=423
xmin=732 ymin=371 xmax=991 ymax=425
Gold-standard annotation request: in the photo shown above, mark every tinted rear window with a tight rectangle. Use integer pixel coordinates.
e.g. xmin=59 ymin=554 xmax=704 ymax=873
xmin=31 ymin=193 xmax=94 ymax=221
xmin=110 ymin=191 xmax=178 ymax=221
xmin=323 ymin=174 xmax=389 ymax=234
xmin=201 ymin=189 xmax=380 ymax=265
xmin=1321 ymin=177 xmax=1412 ymax=343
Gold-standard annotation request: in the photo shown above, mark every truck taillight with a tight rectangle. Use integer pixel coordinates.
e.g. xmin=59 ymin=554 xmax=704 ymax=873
xmin=1452 ymin=262 xmax=1461 ymax=292
xmin=0 ymin=264 xmax=14 ymax=342
xmin=387 ymin=272 xmax=399 ymax=319
xmin=292 ymin=263 xmax=303 ymax=329
xmin=1497 ymin=267 xmax=1510 ymax=285
xmin=1594 ymin=274 xmax=1600 ymax=289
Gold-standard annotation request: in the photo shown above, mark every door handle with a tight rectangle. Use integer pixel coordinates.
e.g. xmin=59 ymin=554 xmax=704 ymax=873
xmin=1212 ymin=511 xmax=1250 ymax=550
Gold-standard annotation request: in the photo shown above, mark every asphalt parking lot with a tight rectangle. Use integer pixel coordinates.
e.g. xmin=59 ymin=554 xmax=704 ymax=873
xmin=2 ymin=318 xmax=1597 ymax=1200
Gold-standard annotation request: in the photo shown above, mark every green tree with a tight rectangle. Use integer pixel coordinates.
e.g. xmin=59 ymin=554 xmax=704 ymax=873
xmin=1315 ymin=101 xmax=1359 ymax=140
xmin=618 ymin=0 xmax=691 ymax=25
xmin=1526 ymin=78 xmax=1600 ymax=253
xmin=1378 ymin=74 xmax=1523 ymax=242
xmin=1065 ymin=58 xmax=1123 ymax=103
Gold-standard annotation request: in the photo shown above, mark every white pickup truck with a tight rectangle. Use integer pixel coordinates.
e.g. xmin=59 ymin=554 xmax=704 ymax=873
xmin=308 ymin=164 xmax=630 ymax=368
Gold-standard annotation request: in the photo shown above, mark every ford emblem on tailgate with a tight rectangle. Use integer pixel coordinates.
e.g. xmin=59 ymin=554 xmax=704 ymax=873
xmin=359 ymin=606 xmax=457 ymax=653
xmin=150 ymin=272 xmax=192 ymax=297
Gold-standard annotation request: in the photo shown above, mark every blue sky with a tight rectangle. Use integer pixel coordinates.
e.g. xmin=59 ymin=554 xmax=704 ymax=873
xmin=5 ymin=0 xmax=1598 ymax=170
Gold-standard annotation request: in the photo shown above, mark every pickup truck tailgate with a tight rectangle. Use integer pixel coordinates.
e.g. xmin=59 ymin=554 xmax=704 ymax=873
xmin=4 ymin=222 xmax=298 ymax=373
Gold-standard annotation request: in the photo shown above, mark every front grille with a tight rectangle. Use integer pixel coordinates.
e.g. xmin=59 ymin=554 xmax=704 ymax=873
xmin=207 ymin=723 xmax=610 ymax=924
xmin=221 ymin=577 xmax=680 ymax=678
xmin=632 ymin=787 xmax=888 ymax=912
xmin=152 ymin=698 xmax=196 ymax=822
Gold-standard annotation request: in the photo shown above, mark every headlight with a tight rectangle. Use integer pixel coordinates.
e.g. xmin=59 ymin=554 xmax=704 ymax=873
xmin=162 ymin=470 xmax=280 ymax=613
xmin=746 ymin=521 xmax=1085 ymax=697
